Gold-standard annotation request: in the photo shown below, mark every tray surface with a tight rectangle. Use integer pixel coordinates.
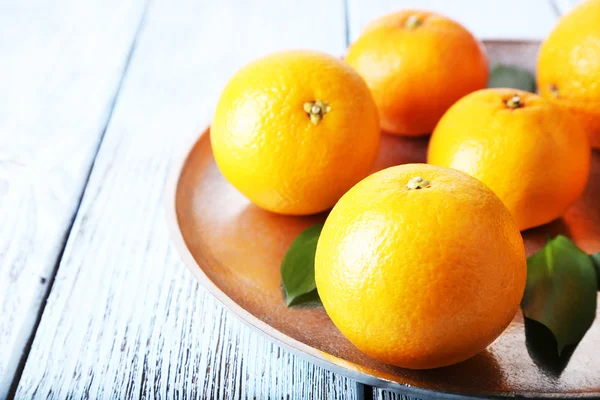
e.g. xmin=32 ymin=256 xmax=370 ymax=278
xmin=168 ymin=41 xmax=600 ymax=399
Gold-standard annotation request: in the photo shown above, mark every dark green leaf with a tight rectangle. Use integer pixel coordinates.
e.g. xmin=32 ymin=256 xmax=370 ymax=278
xmin=589 ymin=252 xmax=600 ymax=290
xmin=281 ymin=224 xmax=323 ymax=307
xmin=522 ymin=235 xmax=597 ymax=355
xmin=285 ymin=289 xmax=321 ymax=308
xmin=488 ymin=64 xmax=536 ymax=92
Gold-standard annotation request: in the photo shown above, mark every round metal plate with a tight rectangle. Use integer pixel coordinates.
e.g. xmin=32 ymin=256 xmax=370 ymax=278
xmin=167 ymin=41 xmax=600 ymax=399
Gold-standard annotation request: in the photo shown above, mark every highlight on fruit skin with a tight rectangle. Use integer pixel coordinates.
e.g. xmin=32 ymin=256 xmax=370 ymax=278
xmin=345 ymin=10 xmax=489 ymax=137
xmin=537 ymin=0 xmax=600 ymax=148
xmin=210 ymin=50 xmax=380 ymax=216
xmin=315 ymin=164 xmax=527 ymax=369
xmin=428 ymin=88 xmax=591 ymax=231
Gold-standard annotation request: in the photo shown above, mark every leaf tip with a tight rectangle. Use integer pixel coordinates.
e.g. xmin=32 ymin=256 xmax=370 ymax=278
xmin=285 ymin=295 xmax=296 ymax=307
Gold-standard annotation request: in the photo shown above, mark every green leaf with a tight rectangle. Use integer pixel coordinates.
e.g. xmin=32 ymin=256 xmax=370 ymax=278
xmin=488 ymin=64 xmax=536 ymax=92
xmin=589 ymin=252 xmax=600 ymax=290
xmin=285 ymin=289 xmax=322 ymax=308
xmin=522 ymin=235 xmax=598 ymax=355
xmin=281 ymin=224 xmax=323 ymax=307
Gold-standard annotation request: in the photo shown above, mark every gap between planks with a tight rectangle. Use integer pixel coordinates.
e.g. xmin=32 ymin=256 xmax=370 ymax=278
xmin=13 ymin=0 xmax=358 ymax=398
xmin=3 ymin=0 xmax=153 ymax=397
xmin=0 ymin=0 xmax=149 ymax=398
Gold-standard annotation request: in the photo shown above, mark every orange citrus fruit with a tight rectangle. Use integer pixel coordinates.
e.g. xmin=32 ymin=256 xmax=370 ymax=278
xmin=315 ymin=164 xmax=526 ymax=369
xmin=211 ymin=50 xmax=380 ymax=215
xmin=428 ymin=88 xmax=590 ymax=231
xmin=537 ymin=0 xmax=600 ymax=148
xmin=345 ymin=10 xmax=488 ymax=136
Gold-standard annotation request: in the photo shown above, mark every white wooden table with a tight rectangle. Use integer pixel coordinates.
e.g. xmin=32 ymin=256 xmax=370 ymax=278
xmin=0 ymin=0 xmax=580 ymax=398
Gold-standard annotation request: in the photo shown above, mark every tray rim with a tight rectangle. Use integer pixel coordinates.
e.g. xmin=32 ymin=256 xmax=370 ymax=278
xmin=165 ymin=40 xmax=600 ymax=400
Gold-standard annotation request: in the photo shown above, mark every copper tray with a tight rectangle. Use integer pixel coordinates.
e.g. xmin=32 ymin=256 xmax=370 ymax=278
xmin=167 ymin=41 xmax=600 ymax=399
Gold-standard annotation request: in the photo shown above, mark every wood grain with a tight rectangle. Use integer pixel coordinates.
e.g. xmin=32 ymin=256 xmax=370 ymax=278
xmin=0 ymin=0 xmax=148 ymax=396
xmin=14 ymin=0 xmax=359 ymax=398
xmin=375 ymin=390 xmax=414 ymax=400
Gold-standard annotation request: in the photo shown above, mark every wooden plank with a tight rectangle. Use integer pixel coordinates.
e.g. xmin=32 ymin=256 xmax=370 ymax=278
xmin=374 ymin=389 xmax=415 ymax=400
xmin=347 ymin=0 xmax=558 ymax=41
xmin=0 ymin=0 xmax=148 ymax=396
xmin=15 ymin=0 xmax=359 ymax=398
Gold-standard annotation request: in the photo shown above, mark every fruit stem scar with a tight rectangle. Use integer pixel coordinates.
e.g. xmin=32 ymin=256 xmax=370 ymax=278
xmin=505 ymin=95 xmax=523 ymax=109
xmin=404 ymin=15 xmax=422 ymax=29
xmin=304 ymin=100 xmax=331 ymax=125
xmin=406 ymin=176 xmax=430 ymax=190
xmin=549 ymin=84 xmax=559 ymax=98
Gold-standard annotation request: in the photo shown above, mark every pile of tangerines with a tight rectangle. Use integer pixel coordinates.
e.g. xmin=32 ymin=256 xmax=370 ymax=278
xmin=211 ymin=1 xmax=600 ymax=369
